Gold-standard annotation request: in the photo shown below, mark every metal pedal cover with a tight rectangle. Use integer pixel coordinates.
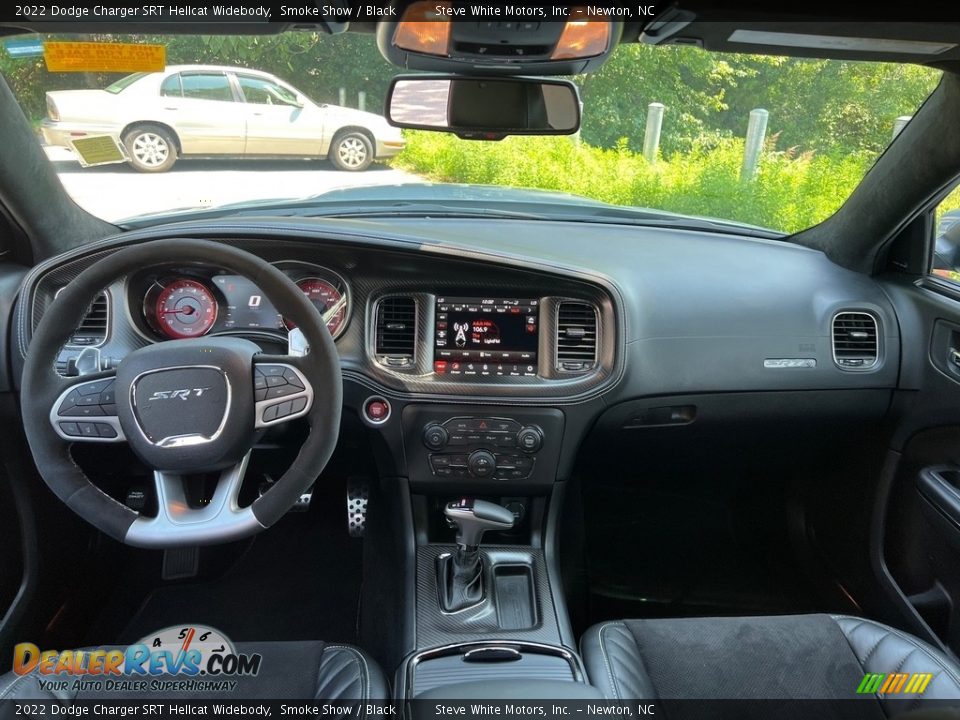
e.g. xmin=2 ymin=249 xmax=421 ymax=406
xmin=162 ymin=546 xmax=199 ymax=580
xmin=292 ymin=485 xmax=314 ymax=512
xmin=347 ymin=478 xmax=370 ymax=538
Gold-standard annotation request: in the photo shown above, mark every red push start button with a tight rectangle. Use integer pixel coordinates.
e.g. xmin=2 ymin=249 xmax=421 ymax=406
xmin=363 ymin=396 xmax=391 ymax=426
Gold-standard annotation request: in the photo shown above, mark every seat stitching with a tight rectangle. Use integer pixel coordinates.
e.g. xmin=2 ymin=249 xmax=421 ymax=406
xmin=0 ymin=674 xmax=32 ymax=701
xmin=597 ymin=622 xmax=624 ymax=700
xmin=830 ymin=615 xmax=960 ymax=687
xmin=862 ymin=634 xmax=891 ymax=665
xmin=325 ymin=645 xmax=371 ymax=702
xmin=894 ymin=648 xmax=917 ymax=674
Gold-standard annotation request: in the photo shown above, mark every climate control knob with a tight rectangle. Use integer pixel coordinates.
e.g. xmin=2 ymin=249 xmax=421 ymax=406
xmin=468 ymin=450 xmax=497 ymax=478
xmin=516 ymin=426 xmax=544 ymax=453
xmin=423 ymin=424 xmax=449 ymax=451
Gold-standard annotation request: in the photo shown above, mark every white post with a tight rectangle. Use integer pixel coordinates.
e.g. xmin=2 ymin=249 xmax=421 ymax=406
xmin=338 ymin=87 xmax=346 ymax=106
xmin=358 ymin=91 xmax=366 ymax=112
xmin=892 ymin=115 xmax=912 ymax=139
xmin=741 ymin=108 xmax=769 ymax=182
xmin=643 ymin=102 xmax=665 ymax=164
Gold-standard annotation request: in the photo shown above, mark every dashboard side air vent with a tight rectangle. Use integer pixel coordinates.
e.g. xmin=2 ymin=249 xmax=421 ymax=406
xmin=556 ymin=301 xmax=598 ymax=372
xmin=832 ymin=312 xmax=879 ymax=370
xmin=69 ymin=291 xmax=109 ymax=347
xmin=375 ymin=296 xmax=417 ymax=368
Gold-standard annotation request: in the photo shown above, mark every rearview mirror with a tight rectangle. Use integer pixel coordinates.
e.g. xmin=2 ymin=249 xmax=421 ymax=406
xmin=386 ymin=75 xmax=581 ymax=139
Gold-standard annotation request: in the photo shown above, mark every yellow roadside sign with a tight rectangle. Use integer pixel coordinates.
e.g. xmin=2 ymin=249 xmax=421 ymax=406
xmin=44 ymin=42 xmax=166 ymax=73
xmin=70 ymin=136 xmax=128 ymax=167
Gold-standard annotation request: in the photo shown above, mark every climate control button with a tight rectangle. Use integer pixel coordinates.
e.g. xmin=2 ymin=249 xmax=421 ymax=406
xmin=516 ymin=426 xmax=544 ymax=453
xmin=467 ymin=450 xmax=497 ymax=478
xmin=423 ymin=424 xmax=449 ymax=451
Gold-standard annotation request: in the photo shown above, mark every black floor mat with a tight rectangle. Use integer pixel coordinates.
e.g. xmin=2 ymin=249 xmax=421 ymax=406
xmin=583 ymin=483 xmax=841 ymax=624
xmin=114 ymin=497 xmax=362 ymax=645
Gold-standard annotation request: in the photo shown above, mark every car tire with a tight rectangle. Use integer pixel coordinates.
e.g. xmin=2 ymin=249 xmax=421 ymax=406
xmin=329 ymin=130 xmax=373 ymax=172
xmin=123 ymin=125 xmax=178 ymax=173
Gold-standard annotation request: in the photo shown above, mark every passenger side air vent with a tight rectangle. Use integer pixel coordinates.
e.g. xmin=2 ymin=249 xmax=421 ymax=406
xmin=69 ymin=291 xmax=109 ymax=347
xmin=832 ymin=312 xmax=878 ymax=370
xmin=556 ymin=301 xmax=598 ymax=372
xmin=375 ymin=296 xmax=416 ymax=368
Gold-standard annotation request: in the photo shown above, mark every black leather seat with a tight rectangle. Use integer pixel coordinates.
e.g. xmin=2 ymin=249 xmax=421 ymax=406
xmin=0 ymin=641 xmax=388 ymax=701
xmin=582 ymin=614 xmax=960 ymax=705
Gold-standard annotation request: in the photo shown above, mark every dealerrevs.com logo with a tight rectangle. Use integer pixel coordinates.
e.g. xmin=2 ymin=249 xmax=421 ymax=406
xmin=13 ymin=625 xmax=261 ymax=694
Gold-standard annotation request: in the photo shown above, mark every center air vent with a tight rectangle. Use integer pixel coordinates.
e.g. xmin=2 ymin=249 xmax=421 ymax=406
xmin=375 ymin=296 xmax=416 ymax=368
xmin=832 ymin=312 xmax=879 ymax=370
xmin=70 ymin=291 xmax=109 ymax=347
xmin=556 ymin=301 xmax=598 ymax=372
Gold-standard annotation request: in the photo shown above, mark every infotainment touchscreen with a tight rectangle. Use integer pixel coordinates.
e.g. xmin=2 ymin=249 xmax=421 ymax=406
xmin=434 ymin=297 xmax=539 ymax=378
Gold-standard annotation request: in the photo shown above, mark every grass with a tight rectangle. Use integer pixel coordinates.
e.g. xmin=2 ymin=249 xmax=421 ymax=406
xmin=393 ymin=131 xmax=960 ymax=235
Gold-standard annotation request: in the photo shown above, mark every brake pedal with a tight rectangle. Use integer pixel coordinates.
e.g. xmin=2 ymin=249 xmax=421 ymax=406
xmin=347 ymin=478 xmax=370 ymax=538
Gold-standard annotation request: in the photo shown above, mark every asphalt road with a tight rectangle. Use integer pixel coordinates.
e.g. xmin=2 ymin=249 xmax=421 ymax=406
xmin=45 ymin=146 xmax=425 ymax=223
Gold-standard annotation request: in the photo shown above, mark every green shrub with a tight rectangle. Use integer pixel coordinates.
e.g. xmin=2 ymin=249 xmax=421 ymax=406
xmin=392 ymin=132 xmax=875 ymax=234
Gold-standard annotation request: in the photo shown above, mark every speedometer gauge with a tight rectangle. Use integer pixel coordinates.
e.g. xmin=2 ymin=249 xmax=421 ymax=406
xmin=285 ymin=278 xmax=347 ymax=338
xmin=150 ymin=279 xmax=218 ymax=339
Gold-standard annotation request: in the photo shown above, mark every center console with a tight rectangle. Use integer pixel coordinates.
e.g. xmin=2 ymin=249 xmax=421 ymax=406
xmin=394 ymin=485 xmax=591 ymax=700
xmin=365 ymin=285 xmax=616 ymax=699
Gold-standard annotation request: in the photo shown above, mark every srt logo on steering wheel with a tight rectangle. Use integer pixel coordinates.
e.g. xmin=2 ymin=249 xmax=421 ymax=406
xmin=147 ymin=387 xmax=211 ymax=401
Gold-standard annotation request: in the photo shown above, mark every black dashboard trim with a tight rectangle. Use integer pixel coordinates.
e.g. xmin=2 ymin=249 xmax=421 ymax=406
xmin=14 ymin=218 xmax=628 ymax=406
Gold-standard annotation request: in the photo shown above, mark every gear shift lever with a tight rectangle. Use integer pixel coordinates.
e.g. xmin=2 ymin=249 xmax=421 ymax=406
xmin=438 ymin=499 xmax=515 ymax=612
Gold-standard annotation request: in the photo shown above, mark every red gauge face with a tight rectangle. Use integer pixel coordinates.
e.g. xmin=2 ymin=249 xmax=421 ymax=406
xmin=285 ymin=278 xmax=347 ymax=338
xmin=152 ymin=279 xmax=218 ymax=339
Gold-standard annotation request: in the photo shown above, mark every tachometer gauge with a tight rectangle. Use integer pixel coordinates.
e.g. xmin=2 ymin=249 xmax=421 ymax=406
xmin=149 ymin=279 xmax=218 ymax=339
xmin=285 ymin=277 xmax=348 ymax=338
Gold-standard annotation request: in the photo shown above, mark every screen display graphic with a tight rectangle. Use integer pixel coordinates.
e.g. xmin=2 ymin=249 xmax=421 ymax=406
xmin=434 ymin=297 xmax=539 ymax=379
xmin=213 ymin=275 xmax=284 ymax=330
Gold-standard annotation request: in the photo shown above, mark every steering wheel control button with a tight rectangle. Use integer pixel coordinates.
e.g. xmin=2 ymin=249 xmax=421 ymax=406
xmin=283 ymin=369 xmax=305 ymax=389
xmin=266 ymin=384 xmax=300 ymax=400
xmin=263 ymin=404 xmax=280 ymax=422
xmin=60 ymin=404 xmax=105 ymax=417
xmin=517 ymin=426 xmax=544 ymax=453
xmin=254 ymin=363 xmax=312 ymax=428
xmin=96 ymin=423 xmax=118 ymax=438
xmin=58 ymin=422 xmax=81 ymax=437
xmin=423 ymin=423 xmax=449 ymax=450
xmin=290 ymin=397 xmax=309 ymax=414
xmin=362 ymin=397 xmax=392 ymax=426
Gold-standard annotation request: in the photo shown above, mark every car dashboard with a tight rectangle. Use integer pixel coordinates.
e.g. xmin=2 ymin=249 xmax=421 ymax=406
xmin=11 ymin=214 xmax=900 ymax=494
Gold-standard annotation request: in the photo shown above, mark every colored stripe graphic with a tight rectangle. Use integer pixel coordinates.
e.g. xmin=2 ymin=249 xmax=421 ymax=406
xmin=858 ymin=672 xmax=933 ymax=694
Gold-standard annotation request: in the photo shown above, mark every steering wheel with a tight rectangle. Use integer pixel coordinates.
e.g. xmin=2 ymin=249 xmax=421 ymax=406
xmin=20 ymin=239 xmax=342 ymax=548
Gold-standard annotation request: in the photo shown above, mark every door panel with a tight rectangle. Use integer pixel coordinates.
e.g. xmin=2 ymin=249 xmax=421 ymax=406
xmin=235 ymin=74 xmax=324 ymax=156
xmin=878 ymin=271 xmax=960 ymax=657
xmin=165 ymin=73 xmax=244 ymax=155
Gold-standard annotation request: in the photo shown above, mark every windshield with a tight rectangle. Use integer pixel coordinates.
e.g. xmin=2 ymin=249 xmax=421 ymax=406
xmin=104 ymin=72 xmax=147 ymax=94
xmin=0 ymin=32 xmax=946 ymax=232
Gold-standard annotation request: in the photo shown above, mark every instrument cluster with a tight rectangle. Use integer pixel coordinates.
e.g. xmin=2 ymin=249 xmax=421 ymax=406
xmin=130 ymin=261 xmax=350 ymax=342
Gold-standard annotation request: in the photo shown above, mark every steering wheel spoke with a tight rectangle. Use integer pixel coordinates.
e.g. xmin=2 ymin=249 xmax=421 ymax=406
xmin=50 ymin=371 xmax=125 ymax=443
xmin=253 ymin=357 xmax=313 ymax=428
xmin=125 ymin=452 xmax=261 ymax=547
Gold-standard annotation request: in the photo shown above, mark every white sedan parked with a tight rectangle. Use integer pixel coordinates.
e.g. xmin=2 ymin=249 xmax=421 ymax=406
xmin=41 ymin=65 xmax=406 ymax=172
